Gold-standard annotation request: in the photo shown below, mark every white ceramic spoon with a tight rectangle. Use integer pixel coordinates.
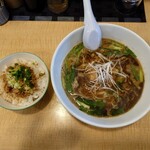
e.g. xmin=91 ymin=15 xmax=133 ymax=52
xmin=83 ymin=0 xmax=102 ymax=50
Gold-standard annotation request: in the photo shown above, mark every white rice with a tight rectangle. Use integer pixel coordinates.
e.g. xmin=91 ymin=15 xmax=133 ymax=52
xmin=0 ymin=58 xmax=48 ymax=106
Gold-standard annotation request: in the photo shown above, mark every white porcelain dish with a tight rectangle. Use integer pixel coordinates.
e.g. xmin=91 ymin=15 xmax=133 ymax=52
xmin=51 ymin=23 xmax=150 ymax=128
xmin=0 ymin=52 xmax=49 ymax=110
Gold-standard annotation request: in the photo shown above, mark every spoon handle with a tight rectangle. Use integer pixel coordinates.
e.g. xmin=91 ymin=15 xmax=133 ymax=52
xmin=83 ymin=0 xmax=96 ymax=24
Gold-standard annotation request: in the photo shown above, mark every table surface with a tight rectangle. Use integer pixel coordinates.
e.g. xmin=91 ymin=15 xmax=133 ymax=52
xmin=0 ymin=1 xmax=150 ymax=150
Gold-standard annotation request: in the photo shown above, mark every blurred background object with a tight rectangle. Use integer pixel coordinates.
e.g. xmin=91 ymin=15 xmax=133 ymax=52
xmin=5 ymin=0 xmax=146 ymax=22
xmin=47 ymin=0 xmax=68 ymax=14
xmin=115 ymin=0 xmax=143 ymax=14
xmin=0 ymin=0 xmax=9 ymax=25
xmin=4 ymin=0 xmax=23 ymax=9
xmin=24 ymin=0 xmax=46 ymax=12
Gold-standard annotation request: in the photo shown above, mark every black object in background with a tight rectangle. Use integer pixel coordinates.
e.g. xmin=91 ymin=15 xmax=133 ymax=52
xmin=24 ymin=0 xmax=46 ymax=12
xmin=4 ymin=0 xmax=23 ymax=9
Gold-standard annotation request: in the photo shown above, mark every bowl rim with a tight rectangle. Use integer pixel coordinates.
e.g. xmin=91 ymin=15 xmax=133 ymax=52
xmin=0 ymin=52 xmax=50 ymax=110
xmin=51 ymin=23 xmax=150 ymax=128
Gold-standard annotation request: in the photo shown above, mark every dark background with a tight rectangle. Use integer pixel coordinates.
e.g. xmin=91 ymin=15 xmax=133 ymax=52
xmin=6 ymin=0 xmax=146 ymax=22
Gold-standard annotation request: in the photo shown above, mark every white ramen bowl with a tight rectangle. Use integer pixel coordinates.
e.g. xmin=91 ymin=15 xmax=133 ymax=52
xmin=51 ymin=23 xmax=150 ymax=128
xmin=0 ymin=52 xmax=49 ymax=110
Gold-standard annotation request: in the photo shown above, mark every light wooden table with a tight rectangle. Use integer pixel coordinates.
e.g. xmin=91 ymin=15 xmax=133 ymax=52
xmin=0 ymin=1 xmax=150 ymax=150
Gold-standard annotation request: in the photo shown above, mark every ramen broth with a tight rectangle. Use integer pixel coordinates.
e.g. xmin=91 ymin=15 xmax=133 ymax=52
xmin=61 ymin=39 xmax=144 ymax=117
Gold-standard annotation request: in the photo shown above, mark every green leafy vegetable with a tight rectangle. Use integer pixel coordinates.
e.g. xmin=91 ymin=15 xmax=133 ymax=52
xmin=102 ymin=47 xmax=136 ymax=58
xmin=68 ymin=43 xmax=84 ymax=57
xmin=139 ymin=68 xmax=144 ymax=82
xmin=64 ymin=43 xmax=84 ymax=70
xmin=123 ymin=47 xmax=136 ymax=58
xmin=131 ymin=64 xmax=140 ymax=81
xmin=76 ymin=97 xmax=105 ymax=108
xmin=79 ymin=106 xmax=105 ymax=116
xmin=101 ymin=39 xmax=124 ymax=51
xmin=74 ymin=43 xmax=84 ymax=55
xmin=131 ymin=64 xmax=144 ymax=82
xmin=111 ymin=108 xmax=124 ymax=116
xmin=103 ymin=49 xmax=121 ymax=56
xmin=76 ymin=97 xmax=106 ymax=116
xmin=65 ymin=66 xmax=75 ymax=93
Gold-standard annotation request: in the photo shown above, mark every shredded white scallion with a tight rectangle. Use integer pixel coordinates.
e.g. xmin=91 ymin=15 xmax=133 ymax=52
xmin=83 ymin=52 xmax=127 ymax=92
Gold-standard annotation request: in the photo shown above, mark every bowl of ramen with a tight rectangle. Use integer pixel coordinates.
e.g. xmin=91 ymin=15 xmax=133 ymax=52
xmin=0 ymin=52 xmax=49 ymax=110
xmin=51 ymin=23 xmax=150 ymax=128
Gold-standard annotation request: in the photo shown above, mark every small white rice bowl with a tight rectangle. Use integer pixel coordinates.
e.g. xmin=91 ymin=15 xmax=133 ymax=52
xmin=0 ymin=52 xmax=49 ymax=110
xmin=51 ymin=23 xmax=150 ymax=128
